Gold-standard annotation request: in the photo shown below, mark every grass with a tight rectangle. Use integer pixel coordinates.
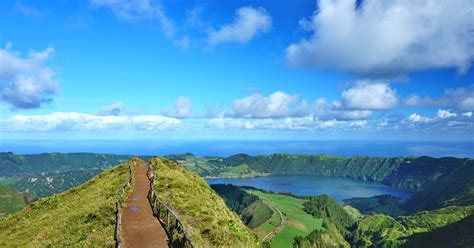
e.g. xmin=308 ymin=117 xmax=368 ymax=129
xmin=150 ymin=157 xmax=258 ymax=247
xmin=0 ymin=159 xmax=135 ymax=247
xmin=0 ymin=177 xmax=18 ymax=186
xmin=248 ymin=190 xmax=323 ymax=248
xmin=243 ymin=200 xmax=274 ymax=229
xmin=0 ymin=184 xmax=28 ymax=216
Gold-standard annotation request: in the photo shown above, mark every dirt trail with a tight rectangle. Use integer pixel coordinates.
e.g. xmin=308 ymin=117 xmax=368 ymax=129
xmin=121 ymin=162 xmax=169 ymax=248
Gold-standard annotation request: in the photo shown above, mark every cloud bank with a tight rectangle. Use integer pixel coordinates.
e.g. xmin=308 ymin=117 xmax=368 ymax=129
xmin=0 ymin=112 xmax=181 ymax=132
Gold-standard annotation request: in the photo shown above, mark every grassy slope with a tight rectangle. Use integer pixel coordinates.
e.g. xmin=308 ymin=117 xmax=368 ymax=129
xmin=253 ymin=201 xmax=281 ymax=238
xmin=248 ymin=190 xmax=323 ymax=248
xmin=0 ymin=159 xmax=134 ymax=247
xmin=0 ymin=184 xmax=28 ymax=216
xmin=350 ymin=205 xmax=474 ymax=247
xmin=150 ymin=157 xmax=258 ymax=247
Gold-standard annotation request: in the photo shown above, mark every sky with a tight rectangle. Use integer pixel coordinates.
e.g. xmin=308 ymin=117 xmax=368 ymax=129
xmin=0 ymin=0 xmax=473 ymax=142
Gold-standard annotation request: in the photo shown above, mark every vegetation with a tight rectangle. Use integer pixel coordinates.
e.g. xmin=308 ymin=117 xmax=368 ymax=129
xmin=343 ymin=194 xmax=407 ymax=217
xmin=293 ymin=220 xmax=349 ymax=248
xmin=168 ymin=153 xmax=468 ymax=193
xmin=211 ymin=184 xmax=273 ymax=229
xmin=150 ymin=157 xmax=258 ymax=247
xmin=293 ymin=195 xmax=354 ymax=247
xmin=402 ymin=214 xmax=474 ymax=248
xmin=248 ymin=189 xmax=323 ymax=248
xmin=403 ymin=159 xmax=474 ymax=212
xmin=165 ymin=153 xmax=268 ymax=178
xmin=0 ymin=152 xmax=130 ymax=197
xmin=0 ymin=184 xmax=36 ymax=217
xmin=0 ymin=159 xmax=135 ymax=247
xmin=397 ymin=205 xmax=474 ymax=233
xmin=351 ymin=214 xmax=408 ymax=247
xmin=303 ymin=195 xmax=355 ymax=231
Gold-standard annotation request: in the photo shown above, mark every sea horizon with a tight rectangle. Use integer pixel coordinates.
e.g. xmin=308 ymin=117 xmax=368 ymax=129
xmin=2 ymin=139 xmax=473 ymax=158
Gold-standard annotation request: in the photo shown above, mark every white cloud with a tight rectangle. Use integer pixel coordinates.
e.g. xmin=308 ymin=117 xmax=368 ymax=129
xmin=0 ymin=112 xmax=181 ymax=131
xmin=312 ymin=98 xmax=372 ymax=120
xmin=90 ymin=0 xmax=175 ymax=37
xmin=341 ymin=81 xmax=398 ymax=110
xmin=404 ymin=85 xmax=474 ymax=111
xmin=286 ymin=0 xmax=474 ymax=76
xmin=0 ymin=43 xmax=58 ymax=109
xmin=208 ymin=6 xmax=271 ymax=46
xmin=224 ymin=91 xmax=305 ymax=118
xmin=437 ymin=109 xmax=457 ymax=119
xmin=408 ymin=113 xmax=430 ymax=123
xmin=97 ymin=102 xmax=125 ymax=116
xmin=404 ymin=110 xmax=473 ymax=131
xmin=162 ymin=96 xmax=197 ymax=118
xmin=351 ymin=120 xmax=367 ymax=127
xmin=463 ymin=112 xmax=472 ymax=118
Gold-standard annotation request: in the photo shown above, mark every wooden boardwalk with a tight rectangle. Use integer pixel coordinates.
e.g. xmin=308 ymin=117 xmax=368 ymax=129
xmin=121 ymin=162 xmax=169 ymax=248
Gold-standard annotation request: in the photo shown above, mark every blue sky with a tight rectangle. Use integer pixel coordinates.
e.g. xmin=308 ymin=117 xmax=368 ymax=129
xmin=0 ymin=0 xmax=473 ymax=141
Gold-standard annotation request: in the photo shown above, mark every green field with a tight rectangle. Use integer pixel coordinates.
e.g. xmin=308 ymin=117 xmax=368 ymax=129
xmin=248 ymin=190 xmax=323 ymax=248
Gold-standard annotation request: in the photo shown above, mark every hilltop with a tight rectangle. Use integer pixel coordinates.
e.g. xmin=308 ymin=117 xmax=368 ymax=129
xmin=0 ymin=157 xmax=257 ymax=247
xmin=0 ymin=159 xmax=134 ymax=246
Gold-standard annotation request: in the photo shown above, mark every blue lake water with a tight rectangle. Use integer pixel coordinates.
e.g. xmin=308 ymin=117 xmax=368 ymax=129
xmin=206 ymin=175 xmax=413 ymax=202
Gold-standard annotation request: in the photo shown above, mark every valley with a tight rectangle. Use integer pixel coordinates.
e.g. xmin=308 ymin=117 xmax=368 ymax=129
xmin=0 ymin=152 xmax=473 ymax=247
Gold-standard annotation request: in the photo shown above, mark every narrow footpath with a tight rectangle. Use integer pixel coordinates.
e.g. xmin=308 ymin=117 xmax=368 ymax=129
xmin=121 ymin=162 xmax=169 ymax=248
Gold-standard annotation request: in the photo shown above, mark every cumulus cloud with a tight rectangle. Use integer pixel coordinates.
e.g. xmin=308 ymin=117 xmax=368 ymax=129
xmin=223 ymin=91 xmax=305 ymax=118
xmin=0 ymin=112 xmax=181 ymax=131
xmin=208 ymin=6 xmax=271 ymax=46
xmin=286 ymin=0 xmax=474 ymax=76
xmin=0 ymin=42 xmax=58 ymax=109
xmin=162 ymin=96 xmax=197 ymax=118
xmin=97 ymin=102 xmax=126 ymax=116
xmin=90 ymin=0 xmax=175 ymax=37
xmin=341 ymin=81 xmax=398 ymax=110
xmin=437 ymin=109 xmax=457 ymax=119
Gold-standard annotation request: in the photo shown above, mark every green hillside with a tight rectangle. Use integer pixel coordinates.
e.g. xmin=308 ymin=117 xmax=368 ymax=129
xmin=149 ymin=157 xmax=258 ymax=247
xmin=170 ymin=153 xmax=468 ymax=192
xmin=403 ymin=159 xmax=474 ymax=212
xmin=0 ymin=184 xmax=34 ymax=217
xmin=211 ymin=184 xmax=273 ymax=229
xmin=0 ymin=152 xmax=130 ymax=197
xmin=0 ymin=159 xmax=134 ymax=247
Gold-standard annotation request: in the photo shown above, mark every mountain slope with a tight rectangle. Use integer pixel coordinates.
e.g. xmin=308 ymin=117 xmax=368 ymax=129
xmin=0 ymin=152 xmax=131 ymax=197
xmin=0 ymin=159 xmax=134 ymax=247
xmin=403 ymin=159 xmax=474 ymax=212
xmin=0 ymin=184 xmax=35 ymax=217
xmin=150 ymin=157 xmax=258 ymax=247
